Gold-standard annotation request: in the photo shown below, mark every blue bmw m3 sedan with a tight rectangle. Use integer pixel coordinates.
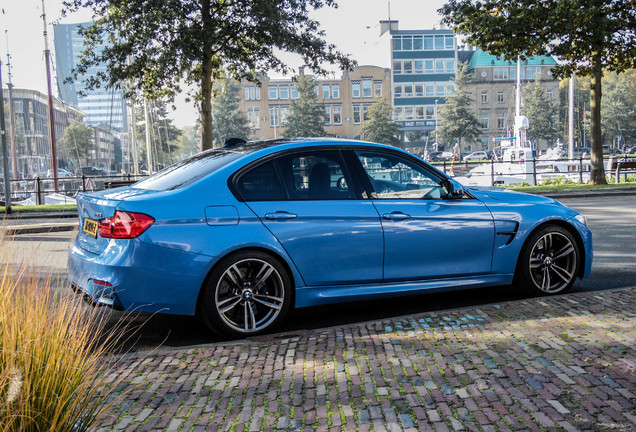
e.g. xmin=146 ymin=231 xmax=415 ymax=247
xmin=68 ymin=138 xmax=593 ymax=337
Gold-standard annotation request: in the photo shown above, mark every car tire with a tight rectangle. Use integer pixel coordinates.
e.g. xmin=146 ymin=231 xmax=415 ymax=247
xmin=200 ymin=250 xmax=291 ymax=338
xmin=515 ymin=225 xmax=580 ymax=296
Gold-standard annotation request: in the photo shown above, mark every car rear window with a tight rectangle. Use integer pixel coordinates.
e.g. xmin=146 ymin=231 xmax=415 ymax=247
xmin=134 ymin=150 xmax=243 ymax=191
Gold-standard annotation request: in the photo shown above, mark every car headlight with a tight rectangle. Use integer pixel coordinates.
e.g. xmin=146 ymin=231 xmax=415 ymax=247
xmin=574 ymin=213 xmax=587 ymax=226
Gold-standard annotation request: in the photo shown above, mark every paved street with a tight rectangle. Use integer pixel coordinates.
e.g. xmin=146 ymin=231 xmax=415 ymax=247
xmin=98 ymin=288 xmax=635 ymax=431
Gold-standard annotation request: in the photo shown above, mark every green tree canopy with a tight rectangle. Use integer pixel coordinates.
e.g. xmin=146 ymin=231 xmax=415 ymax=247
xmin=601 ymin=70 xmax=636 ymax=148
xmin=436 ymin=62 xmax=480 ymax=150
xmin=522 ymin=74 xmax=559 ymax=145
xmin=212 ymin=78 xmax=250 ymax=148
xmin=361 ymin=96 xmax=401 ymax=146
xmin=282 ymin=74 xmax=326 ymax=138
xmin=440 ymin=0 xmax=636 ymax=184
xmin=57 ymin=122 xmax=94 ymax=167
xmin=63 ymin=0 xmax=354 ymax=152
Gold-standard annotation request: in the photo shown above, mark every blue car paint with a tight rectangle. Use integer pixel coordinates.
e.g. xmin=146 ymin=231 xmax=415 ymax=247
xmin=68 ymin=138 xmax=593 ymax=317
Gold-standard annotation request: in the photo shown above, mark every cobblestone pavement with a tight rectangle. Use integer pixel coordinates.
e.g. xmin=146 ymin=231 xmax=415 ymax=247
xmin=98 ymin=288 xmax=636 ymax=431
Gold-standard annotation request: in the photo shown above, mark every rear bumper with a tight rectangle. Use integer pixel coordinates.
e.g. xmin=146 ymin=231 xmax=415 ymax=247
xmin=67 ymin=238 xmax=215 ymax=315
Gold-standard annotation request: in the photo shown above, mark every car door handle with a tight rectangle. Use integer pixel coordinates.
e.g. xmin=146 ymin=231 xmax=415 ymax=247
xmin=265 ymin=211 xmax=297 ymax=220
xmin=382 ymin=211 xmax=411 ymax=221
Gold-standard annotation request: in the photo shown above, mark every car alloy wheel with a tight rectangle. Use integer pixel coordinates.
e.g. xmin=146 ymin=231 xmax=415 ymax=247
xmin=518 ymin=226 xmax=579 ymax=295
xmin=201 ymin=251 xmax=291 ymax=337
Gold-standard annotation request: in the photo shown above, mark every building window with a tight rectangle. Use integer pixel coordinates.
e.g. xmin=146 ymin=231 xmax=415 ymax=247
xmin=393 ymin=61 xmax=402 ymax=74
xmin=404 ymin=106 xmax=414 ymax=121
xmin=493 ymin=68 xmax=509 ymax=80
xmin=497 ymin=113 xmax=505 ymax=129
xmin=322 ymin=84 xmax=330 ymax=100
xmin=446 ymin=60 xmax=455 ymax=73
xmin=247 ymin=107 xmax=260 ymax=130
xmin=445 ymin=35 xmax=454 ymax=50
xmin=425 ymin=59 xmax=434 ymax=74
xmin=497 ymin=90 xmax=505 ymax=103
xmin=426 ymin=83 xmax=434 ymax=97
xmin=394 ymin=106 xmax=403 ymax=121
xmin=481 ymin=90 xmax=489 ymax=104
xmin=244 ymin=86 xmax=261 ymax=101
xmin=333 ymin=105 xmax=342 ymax=125
xmin=426 ymin=105 xmax=435 ymax=119
xmin=313 ymin=85 xmax=319 ymax=97
xmin=413 ymin=36 xmax=423 ymax=50
xmin=362 ymin=78 xmax=372 ymax=98
xmin=353 ymin=105 xmax=361 ymax=124
xmin=279 ymin=85 xmax=289 ymax=100
xmin=414 ymin=84 xmax=424 ymax=97
xmin=393 ymin=37 xmax=402 ymax=51
xmin=446 ymin=83 xmax=455 ymax=95
xmin=480 ymin=113 xmax=489 ymax=130
xmin=436 ymin=83 xmax=445 ymax=96
xmin=404 ymin=84 xmax=413 ymax=97
xmin=435 ymin=59 xmax=444 ymax=73
xmin=374 ymin=81 xmax=383 ymax=97
xmin=290 ymin=86 xmax=299 ymax=99
xmin=414 ymin=60 xmax=423 ymax=74
xmin=324 ymin=106 xmax=331 ymax=125
xmin=280 ymin=106 xmax=289 ymax=127
xmin=403 ymin=61 xmax=412 ymax=74
xmin=415 ymin=106 xmax=425 ymax=120
xmin=269 ymin=106 xmax=279 ymax=127
xmin=435 ymin=35 xmax=445 ymax=50
xmin=547 ymin=89 xmax=554 ymax=100
xmin=352 ymin=81 xmax=361 ymax=98
xmin=394 ymin=84 xmax=402 ymax=98
xmin=363 ymin=104 xmax=372 ymax=121
xmin=402 ymin=37 xmax=412 ymax=51
xmin=331 ymin=84 xmax=340 ymax=99
xmin=424 ymin=35 xmax=434 ymax=50
xmin=268 ymin=86 xmax=278 ymax=100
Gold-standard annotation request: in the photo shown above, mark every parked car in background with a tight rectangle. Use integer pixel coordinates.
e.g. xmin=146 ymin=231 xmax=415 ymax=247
xmin=47 ymin=168 xmax=73 ymax=178
xmin=462 ymin=151 xmax=489 ymax=162
xmin=68 ymin=138 xmax=593 ymax=338
xmin=76 ymin=166 xmax=107 ymax=176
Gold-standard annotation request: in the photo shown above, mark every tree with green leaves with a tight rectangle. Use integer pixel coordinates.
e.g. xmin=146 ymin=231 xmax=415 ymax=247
xmin=212 ymin=78 xmax=250 ymax=148
xmin=601 ymin=70 xmax=636 ymax=149
xmin=361 ymin=96 xmax=401 ymax=146
xmin=134 ymin=100 xmax=182 ymax=168
xmin=522 ymin=75 xmax=558 ymax=145
xmin=282 ymin=74 xmax=326 ymax=138
xmin=440 ymin=0 xmax=636 ymax=184
xmin=436 ymin=62 xmax=480 ymax=151
xmin=177 ymin=125 xmax=201 ymax=160
xmin=63 ymin=0 xmax=354 ymax=152
xmin=57 ymin=122 xmax=94 ymax=167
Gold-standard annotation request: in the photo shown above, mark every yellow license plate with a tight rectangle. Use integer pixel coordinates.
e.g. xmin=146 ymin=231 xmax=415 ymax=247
xmin=83 ymin=218 xmax=98 ymax=238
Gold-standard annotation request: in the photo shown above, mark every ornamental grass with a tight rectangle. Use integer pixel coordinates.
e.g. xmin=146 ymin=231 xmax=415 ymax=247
xmin=0 ymin=231 xmax=125 ymax=431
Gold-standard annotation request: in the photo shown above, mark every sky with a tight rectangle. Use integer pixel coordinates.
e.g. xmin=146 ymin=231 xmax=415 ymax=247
xmin=2 ymin=0 xmax=448 ymax=127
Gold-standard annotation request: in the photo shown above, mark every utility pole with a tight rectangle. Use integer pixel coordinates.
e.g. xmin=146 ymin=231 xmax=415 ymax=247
xmin=42 ymin=0 xmax=59 ymax=191
xmin=0 ymin=58 xmax=12 ymax=213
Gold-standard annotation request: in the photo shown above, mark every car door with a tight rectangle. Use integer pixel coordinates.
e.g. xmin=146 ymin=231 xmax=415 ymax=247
xmin=353 ymin=149 xmax=495 ymax=281
xmin=237 ymin=149 xmax=384 ymax=287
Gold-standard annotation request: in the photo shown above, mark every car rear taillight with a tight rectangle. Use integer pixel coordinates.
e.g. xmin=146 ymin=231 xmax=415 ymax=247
xmin=98 ymin=211 xmax=155 ymax=239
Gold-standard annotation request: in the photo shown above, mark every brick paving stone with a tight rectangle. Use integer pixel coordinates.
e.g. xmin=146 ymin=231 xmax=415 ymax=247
xmin=95 ymin=288 xmax=636 ymax=431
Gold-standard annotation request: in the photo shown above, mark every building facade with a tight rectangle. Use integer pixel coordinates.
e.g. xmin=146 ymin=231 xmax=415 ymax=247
xmin=389 ymin=25 xmax=457 ymax=143
xmin=53 ymin=22 xmax=128 ymax=131
xmin=4 ymin=88 xmax=84 ymax=177
xmin=464 ymin=50 xmax=559 ymax=153
xmin=239 ymin=66 xmax=391 ymax=140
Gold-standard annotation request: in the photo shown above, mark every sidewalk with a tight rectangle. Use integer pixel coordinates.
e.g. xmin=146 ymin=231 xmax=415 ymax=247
xmin=97 ymin=287 xmax=636 ymax=432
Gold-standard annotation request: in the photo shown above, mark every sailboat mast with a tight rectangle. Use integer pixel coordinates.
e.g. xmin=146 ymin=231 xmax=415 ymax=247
xmin=4 ymin=29 xmax=17 ymax=180
xmin=41 ymin=0 xmax=59 ymax=191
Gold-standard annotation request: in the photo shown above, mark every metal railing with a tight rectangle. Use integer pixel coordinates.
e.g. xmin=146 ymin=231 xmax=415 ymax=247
xmin=1 ymin=173 xmax=148 ymax=206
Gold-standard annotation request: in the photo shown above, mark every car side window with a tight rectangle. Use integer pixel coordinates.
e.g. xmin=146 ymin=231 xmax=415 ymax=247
xmin=275 ymin=151 xmax=355 ymax=200
xmin=355 ymin=151 xmax=446 ymax=199
xmin=237 ymin=161 xmax=285 ymax=201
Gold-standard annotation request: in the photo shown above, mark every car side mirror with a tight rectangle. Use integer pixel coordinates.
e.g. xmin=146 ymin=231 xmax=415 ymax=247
xmin=442 ymin=179 xmax=464 ymax=199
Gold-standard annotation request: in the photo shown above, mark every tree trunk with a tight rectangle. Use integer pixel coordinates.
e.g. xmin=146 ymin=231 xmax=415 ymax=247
xmin=589 ymin=55 xmax=607 ymax=184
xmin=199 ymin=0 xmax=214 ymax=152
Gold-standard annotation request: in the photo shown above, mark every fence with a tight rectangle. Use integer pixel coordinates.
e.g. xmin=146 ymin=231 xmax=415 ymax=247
xmin=1 ymin=173 xmax=148 ymax=206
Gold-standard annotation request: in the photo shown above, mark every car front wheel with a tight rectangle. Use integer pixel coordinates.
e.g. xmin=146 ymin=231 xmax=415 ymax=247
xmin=200 ymin=251 xmax=291 ymax=338
xmin=516 ymin=225 xmax=580 ymax=295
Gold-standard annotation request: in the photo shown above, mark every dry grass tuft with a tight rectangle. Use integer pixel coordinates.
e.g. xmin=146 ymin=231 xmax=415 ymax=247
xmin=0 ymin=230 xmax=126 ymax=432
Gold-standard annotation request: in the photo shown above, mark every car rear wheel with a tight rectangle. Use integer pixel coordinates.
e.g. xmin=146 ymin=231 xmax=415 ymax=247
xmin=516 ymin=225 xmax=579 ymax=295
xmin=200 ymin=251 xmax=291 ymax=337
